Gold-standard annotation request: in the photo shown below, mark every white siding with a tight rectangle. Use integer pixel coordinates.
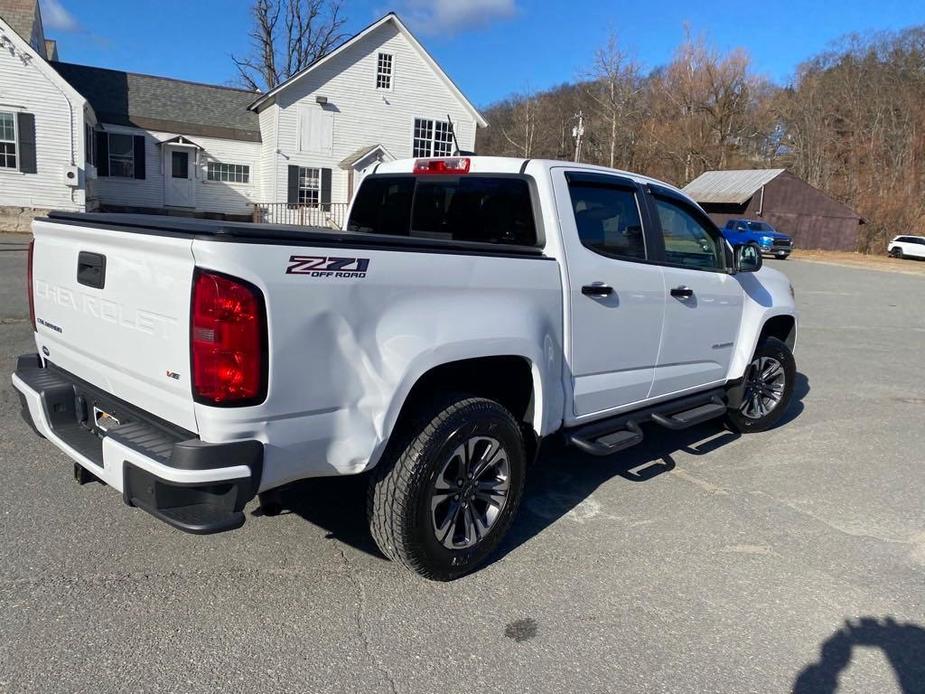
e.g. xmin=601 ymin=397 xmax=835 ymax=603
xmin=256 ymin=106 xmax=278 ymax=201
xmin=94 ymin=125 xmax=260 ymax=216
xmin=263 ymin=22 xmax=478 ymax=204
xmin=0 ymin=21 xmax=87 ymax=212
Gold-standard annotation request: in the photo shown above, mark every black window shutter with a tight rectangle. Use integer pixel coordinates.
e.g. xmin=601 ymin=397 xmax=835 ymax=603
xmin=96 ymin=133 xmax=109 ymax=176
xmin=133 ymin=135 xmax=146 ymax=179
xmin=287 ymin=165 xmax=299 ymax=204
xmin=320 ymin=168 xmax=332 ymax=208
xmin=16 ymin=112 xmax=36 ymax=174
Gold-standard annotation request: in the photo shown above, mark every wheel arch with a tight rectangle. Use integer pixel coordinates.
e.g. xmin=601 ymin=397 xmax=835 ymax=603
xmin=758 ymin=314 xmax=797 ymax=351
xmin=377 ymin=354 xmax=543 ymax=469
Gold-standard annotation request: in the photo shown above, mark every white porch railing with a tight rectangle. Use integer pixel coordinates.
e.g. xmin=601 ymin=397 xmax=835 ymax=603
xmin=251 ymin=202 xmax=349 ymax=229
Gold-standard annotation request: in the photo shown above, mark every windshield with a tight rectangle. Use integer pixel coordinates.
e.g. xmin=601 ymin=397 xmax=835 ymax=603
xmin=746 ymin=221 xmax=773 ymax=232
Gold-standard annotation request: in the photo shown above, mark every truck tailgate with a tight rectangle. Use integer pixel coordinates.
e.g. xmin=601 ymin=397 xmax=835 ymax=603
xmin=31 ymin=219 xmax=198 ymax=433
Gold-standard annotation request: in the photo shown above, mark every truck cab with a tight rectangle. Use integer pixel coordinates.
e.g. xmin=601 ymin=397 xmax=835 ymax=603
xmin=722 ymin=218 xmax=794 ymax=259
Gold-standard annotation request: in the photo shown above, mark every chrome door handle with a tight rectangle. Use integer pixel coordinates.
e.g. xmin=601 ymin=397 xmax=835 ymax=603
xmin=670 ymin=286 xmax=694 ymax=298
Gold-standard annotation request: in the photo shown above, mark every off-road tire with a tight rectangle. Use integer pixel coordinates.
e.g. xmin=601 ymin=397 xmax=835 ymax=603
xmin=367 ymin=396 xmax=526 ymax=581
xmin=726 ymin=336 xmax=796 ymax=433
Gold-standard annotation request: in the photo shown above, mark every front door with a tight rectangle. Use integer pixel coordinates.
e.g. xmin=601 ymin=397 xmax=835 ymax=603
xmin=645 ymin=187 xmax=743 ymax=398
xmin=165 ymin=147 xmax=194 ymax=207
xmin=553 ymin=169 xmax=666 ymax=421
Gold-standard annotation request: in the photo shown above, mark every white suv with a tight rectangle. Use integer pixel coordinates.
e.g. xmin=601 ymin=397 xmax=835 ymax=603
xmin=888 ymin=235 xmax=925 ymax=260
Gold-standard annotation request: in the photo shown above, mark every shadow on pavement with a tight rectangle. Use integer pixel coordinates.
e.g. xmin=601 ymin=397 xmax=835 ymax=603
xmin=793 ymin=617 xmax=925 ymax=693
xmin=252 ymin=372 xmax=809 ymax=567
xmin=492 ymin=371 xmax=809 ymax=565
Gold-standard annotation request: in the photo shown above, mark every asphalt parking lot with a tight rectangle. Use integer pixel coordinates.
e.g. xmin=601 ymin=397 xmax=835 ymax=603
xmin=1 ymin=233 xmax=923 ymax=693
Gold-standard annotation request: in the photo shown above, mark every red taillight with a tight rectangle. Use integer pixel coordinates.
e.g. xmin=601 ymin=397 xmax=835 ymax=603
xmin=191 ymin=269 xmax=267 ymax=406
xmin=413 ymin=157 xmax=470 ymax=175
xmin=27 ymin=239 xmax=36 ymax=331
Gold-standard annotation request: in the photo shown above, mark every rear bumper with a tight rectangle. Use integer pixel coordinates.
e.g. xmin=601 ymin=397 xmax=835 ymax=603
xmin=12 ymin=354 xmax=262 ymax=534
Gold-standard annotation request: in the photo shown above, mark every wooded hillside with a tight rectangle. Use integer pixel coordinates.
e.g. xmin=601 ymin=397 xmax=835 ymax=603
xmin=476 ymin=27 xmax=925 ymax=252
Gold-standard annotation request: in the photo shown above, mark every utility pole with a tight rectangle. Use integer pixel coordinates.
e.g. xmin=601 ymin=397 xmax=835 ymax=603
xmin=572 ymin=110 xmax=585 ymax=163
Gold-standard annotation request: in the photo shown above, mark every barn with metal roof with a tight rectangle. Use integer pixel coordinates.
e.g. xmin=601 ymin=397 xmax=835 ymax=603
xmin=684 ymin=169 xmax=864 ymax=251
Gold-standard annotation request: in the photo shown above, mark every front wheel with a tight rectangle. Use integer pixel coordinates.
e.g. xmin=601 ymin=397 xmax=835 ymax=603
xmin=726 ymin=337 xmax=796 ymax=433
xmin=368 ymin=396 xmax=526 ymax=581
xmin=890 ymin=247 xmax=903 ymax=259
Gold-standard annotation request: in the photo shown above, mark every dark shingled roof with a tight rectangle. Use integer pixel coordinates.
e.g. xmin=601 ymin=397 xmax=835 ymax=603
xmin=51 ymin=61 xmax=261 ymax=142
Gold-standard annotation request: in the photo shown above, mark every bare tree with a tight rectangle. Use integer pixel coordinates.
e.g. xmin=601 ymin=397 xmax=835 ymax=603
xmin=584 ymin=33 xmax=641 ymax=169
xmin=232 ymin=0 xmax=347 ymax=91
xmin=498 ymin=87 xmax=540 ymax=157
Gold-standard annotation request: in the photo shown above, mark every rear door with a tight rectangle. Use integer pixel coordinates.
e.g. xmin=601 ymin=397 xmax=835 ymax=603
xmin=31 ymin=219 xmax=198 ymax=431
xmin=912 ymin=238 xmax=925 ymax=258
xmin=553 ymin=169 xmax=666 ymax=419
xmin=643 ymin=186 xmax=744 ymax=398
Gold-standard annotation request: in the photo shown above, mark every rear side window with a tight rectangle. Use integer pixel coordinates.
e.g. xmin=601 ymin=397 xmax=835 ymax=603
xmin=347 ymin=175 xmax=537 ymax=246
xmin=567 ymin=182 xmax=646 ymax=261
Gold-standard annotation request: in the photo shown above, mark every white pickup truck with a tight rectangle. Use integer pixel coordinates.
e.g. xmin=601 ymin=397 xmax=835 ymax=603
xmin=13 ymin=156 xmax=797 ymax=580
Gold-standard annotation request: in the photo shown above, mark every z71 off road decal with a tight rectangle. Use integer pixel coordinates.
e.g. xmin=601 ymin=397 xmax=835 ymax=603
xmin=286 ymin=255 xmax=370 ymax=278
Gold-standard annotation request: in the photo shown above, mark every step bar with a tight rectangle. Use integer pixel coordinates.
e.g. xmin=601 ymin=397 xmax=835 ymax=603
xmin=566 ymin=389 xmax=728 ymax=457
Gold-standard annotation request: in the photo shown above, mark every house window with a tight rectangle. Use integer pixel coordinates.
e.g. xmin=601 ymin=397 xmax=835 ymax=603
xmin=108 ymin=133 xmax=135 ymax=178
xmin=376 ymin=52 xmax=393 ymax=90
xmin=84 ymin=125 xmax=97 ymax=166
xmin=207 ymin=162 xmax=250 ymax=183
xmin=412 ymin=118 xmax=454 ymax=158
xmin=298 ymin=167 xmax=321 ymax=205
xmin=0 ymin=112 xmax=16 ymax=169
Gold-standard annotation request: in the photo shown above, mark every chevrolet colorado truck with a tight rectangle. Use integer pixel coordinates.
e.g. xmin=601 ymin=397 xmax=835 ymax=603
xmin=13 ymin=156 xmax=798 ymax=580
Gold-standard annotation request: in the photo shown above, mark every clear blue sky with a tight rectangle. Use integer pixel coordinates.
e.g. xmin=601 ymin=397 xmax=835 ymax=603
xmin=40 ymin=0 xmax=925 ymax=107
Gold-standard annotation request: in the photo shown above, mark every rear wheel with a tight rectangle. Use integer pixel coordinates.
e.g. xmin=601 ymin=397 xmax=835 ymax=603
xmin=727 ymin=337 xmax=796 ymax=433
xmin=368 ymin=396 xmax=526 ymax=581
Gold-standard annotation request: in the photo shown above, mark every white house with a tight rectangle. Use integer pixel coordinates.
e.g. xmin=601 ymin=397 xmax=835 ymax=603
xmin=0 ymin=2 xmax=486 ymax=230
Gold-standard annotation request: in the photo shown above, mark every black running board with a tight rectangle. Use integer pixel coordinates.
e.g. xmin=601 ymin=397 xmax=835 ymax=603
xmin=566 ymin=389 xmax=727 ymax=457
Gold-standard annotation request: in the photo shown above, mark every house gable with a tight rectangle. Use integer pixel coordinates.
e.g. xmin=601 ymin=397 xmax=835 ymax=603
xmin=250 ymin=13 xmax=486 ymax=128
xmin=0 ymin=13 xmax=89 ymax=212
xmin=256 ymin=15 xmax=485 ymax=206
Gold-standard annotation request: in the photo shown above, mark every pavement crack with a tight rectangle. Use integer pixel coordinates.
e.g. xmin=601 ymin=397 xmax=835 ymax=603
xmin=333 ymin=542 xmax=399 ymax=694
xmin=748 ymin=490 xmax=914 ymax=546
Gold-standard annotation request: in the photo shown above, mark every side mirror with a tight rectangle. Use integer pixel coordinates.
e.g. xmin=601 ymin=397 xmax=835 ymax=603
xmin=735 ymin=243 xmax=763 ymax=273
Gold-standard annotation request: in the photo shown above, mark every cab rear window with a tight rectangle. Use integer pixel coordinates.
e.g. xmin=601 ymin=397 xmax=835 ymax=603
xmin=347 ymin=175 xmax=537 ymax=246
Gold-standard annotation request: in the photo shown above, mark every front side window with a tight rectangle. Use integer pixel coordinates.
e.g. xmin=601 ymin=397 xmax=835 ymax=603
xmin=654 ymin=197 xmax=724 ymax=271
xmin=376 ymin=52 xmax=393 ymax=90
xmin=0 ymin=112 xmax=16 ymax=169
xmin=207 ymin=162 xmax=250 ymax=183
xmin=746 ymin=221 xmax=772 ymax=232
xmin=298 ymin=166 xmax=320 ymax=205
xmin=567 ymin=182 xmax=646 ymax=261
xmin=413 ymin=118 xmax=453 ymax=158
xmin=347 ymin=175 xmax=537 ymax=246
xmin=108 ymin=133 xmax=135 ymax=178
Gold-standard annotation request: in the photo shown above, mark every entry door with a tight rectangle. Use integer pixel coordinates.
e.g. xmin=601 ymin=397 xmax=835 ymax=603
xmin=553 ymin=169 xmax=666 ymax=420
xmin=165 ymin=148 xmax=195 ymax=207
xmin=645 ymin=188 xmax=743 ymax=398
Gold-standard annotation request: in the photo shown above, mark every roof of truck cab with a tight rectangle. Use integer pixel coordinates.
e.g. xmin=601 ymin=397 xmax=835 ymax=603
xmin=372 ymin=157 xmax=691 ymax=198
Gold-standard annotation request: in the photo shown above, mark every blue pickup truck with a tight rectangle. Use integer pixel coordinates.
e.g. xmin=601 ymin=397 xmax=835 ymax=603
xmin=722 ymin=219 xmax=794 ymax=259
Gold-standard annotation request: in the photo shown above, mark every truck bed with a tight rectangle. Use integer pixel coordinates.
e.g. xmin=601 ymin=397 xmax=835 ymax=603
xmin=45 ymin=212 xmax=546 ymax=258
